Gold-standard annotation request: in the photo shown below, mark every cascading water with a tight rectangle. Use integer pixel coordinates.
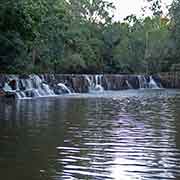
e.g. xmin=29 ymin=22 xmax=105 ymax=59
xmin=149 ymin=76 xmax=160 ymax=89
xmin=56 ymin=83 xmax=72 ymax=94
xmin=24 ymin=75 xmax=55 ymax=98
xmin=0 ymin=74 xmax=163 ymax=99
xmin=3 ymin=83 xmax=14 ymax=92
xmin=85 ymin=75 xmax=104 ymax=93
xmin=138 ymin=75 xmax=161 ymax=89
xmin=2 ymin=75 xmax=64 ymax=99
xmin=94 ymin=75 xmax=104 ymax=92
xmin=25 ymin=75 xmax=54 ymax=98
xmin=125 ymin=80 xmax=133 ymax=89
xmin=138 ymin=75 xmax=148 ymax=89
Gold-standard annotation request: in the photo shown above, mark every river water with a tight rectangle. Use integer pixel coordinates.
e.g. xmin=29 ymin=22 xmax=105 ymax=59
xmin=0 ymin=89 xmax=180 ymax=180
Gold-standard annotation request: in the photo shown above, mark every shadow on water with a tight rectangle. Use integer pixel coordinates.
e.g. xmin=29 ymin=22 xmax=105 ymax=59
xmin=0 ymin=89 xmax=180 ymax=180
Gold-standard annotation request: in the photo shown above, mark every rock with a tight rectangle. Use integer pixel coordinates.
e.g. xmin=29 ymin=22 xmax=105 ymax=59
xmin=24 ymin=90 xmax=34 ymax=97
xmin=9 ymin=79 xmax=17 ymax=90
xmin=158 ymin=72 xmax=180 ymax=88
xmin=103 ymin=75 xmax=129 ymax=90
xmin=71 ymin=76 xmax=89 ymax=93
xmin=5 ymin=91 xmax=16 ymax=98
xmin=152 ymin=75 xmax=162 ymax=88
xmin=127 ymin=76 xmax=139 ymax=89
xmin=0 ymin=90 xmax=5 ymax=97
xmin=19 ymin=74 xmax=29 ymax=79
xmin=0 ymin=75 xmax=7 ymax=88
xmin=54 ymin=84 xmax=70 ymax=94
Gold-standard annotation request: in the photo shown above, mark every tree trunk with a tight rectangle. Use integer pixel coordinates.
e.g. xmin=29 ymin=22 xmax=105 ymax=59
xmin=32 ymin=48 xmax=36 ymax=67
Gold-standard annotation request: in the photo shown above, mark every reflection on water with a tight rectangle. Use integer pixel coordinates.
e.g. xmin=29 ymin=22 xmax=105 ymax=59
xmin=0 ymin=89 xmax=180 ymax=180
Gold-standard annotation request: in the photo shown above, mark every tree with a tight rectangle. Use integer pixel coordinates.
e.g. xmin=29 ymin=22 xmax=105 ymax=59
xmin=0 ymin=0 xmax=177 ymax=74
xmin=144 ymin=0 xmax=163 ymax=16
xmin=68 ymin=0 xmax=115 ymax=24
xmin=170 ymin=0 xmax=180 ymax=61
xmin=143 ymin=17 xmax=172 ymax=73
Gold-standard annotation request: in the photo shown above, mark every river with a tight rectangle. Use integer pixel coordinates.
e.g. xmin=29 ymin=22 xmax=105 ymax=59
xmin=0 ymin=89 xmax=180 ymax=180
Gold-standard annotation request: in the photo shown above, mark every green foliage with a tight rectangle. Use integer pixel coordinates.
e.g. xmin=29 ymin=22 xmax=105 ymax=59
xmin=0 ymin=0 xmax=179 ymax=74
xmin=60 ymin=53 xmax=86 ymax=73
xmin=145 ymin=0 xmax=163 ymax=16
xmin=170 ymin=0 xmax=180 ymax=58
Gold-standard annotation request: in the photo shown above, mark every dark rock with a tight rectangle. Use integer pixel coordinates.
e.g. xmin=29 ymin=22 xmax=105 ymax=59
xmin=9 ymin=80 xmax=17 ymax=90
xmin=152 ymin=75 xmax=162 ymax=88
xmin=0 ymin=75 xmax=7 ymax=88
xmin=5 ymin=91 xmax=16 ymax=98
xmin=103 ymin=75 xmax=129 ymax=90
xmin=145 ymin=75 xmax=150 ymax=83
xmin=54 ymin=86 xmax=68 ymax=94
xmin=0 ymin=90 xmax=5 ymax=97
xmin=158 ymin=72 xmax=180 ymax=88
xmin=24 ymin=90 xmax=34 ymax=97
xmin=19 ymin=79 xmax=26 ymax=91
xmin=19 ymin=74 xmax=30 ymax=79
xmin=127 ymin=76 xmax=139 ymax=89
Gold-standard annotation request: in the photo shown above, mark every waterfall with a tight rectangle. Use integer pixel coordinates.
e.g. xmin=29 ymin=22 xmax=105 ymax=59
xmin=57 ymin=83 xmax=71 ymax=94
xmin=2 ymin=75 xmax=58 ymax=99
xmin=138 ymin=75 xmax=148 ymax=89
xmin=16 ymin=91 xmax=26 ymax=99
xmin=149 ymin=76 xmax=160 ymax=89
xmin=3 ymin=83 xmax=14 ymax=92
xmin=138 ymin=75 xmax=161 ymax=89
xmin=0 ymin=74 xmax=164 ymax=99
xmin=85 ymin=75 xmax=104 ymax=93
xmin=85 ymin=75 xmax=93 ymax=91
xmin=125 ymin=80 xmax=133 ymax=89
xmin=31 ymin=74 xmax=42 ymax=88
xmin=42 ymin=83 xmax=55 ymax=95
xmin=20 ymin=75 xmax=55 ymax=98
xmin=94 ymin=75 xmax=104 ymax=92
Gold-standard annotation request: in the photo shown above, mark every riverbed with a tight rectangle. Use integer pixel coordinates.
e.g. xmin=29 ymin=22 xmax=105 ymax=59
xmin=0 ymin=89 xmax=180 ymax=180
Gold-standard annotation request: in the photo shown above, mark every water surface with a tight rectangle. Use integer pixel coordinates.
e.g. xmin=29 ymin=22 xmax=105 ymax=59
xmin=0 ymin=89 xmax=180 ymax=180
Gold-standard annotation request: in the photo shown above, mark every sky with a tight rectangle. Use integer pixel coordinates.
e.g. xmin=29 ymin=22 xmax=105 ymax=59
xmin=109 ymin=0 xmax=173 ymax=21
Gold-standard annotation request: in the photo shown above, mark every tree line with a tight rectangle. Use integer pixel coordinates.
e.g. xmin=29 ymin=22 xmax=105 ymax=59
xmin=0 ymin=0 xmax=180 ymax=74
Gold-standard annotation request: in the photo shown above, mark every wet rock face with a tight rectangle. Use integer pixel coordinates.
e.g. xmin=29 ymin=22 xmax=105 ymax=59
xmin=102 ymin=75 xmax=129 ymax=90
xmin=158 ymin=72 xmax=180 ymax=89
xmin=101 ymin=75 xmax=140 ymax=90
xmin=126 ymin=76 xmax=140 ymax=89
xmin=0 ymin=75 xmax=7 ymax=89
xmin=71 ymin=76 xmax=89 ymax=93
xmin=152 ymin=75 xmax=162 ymax=88
xmin=48 ymin=75 xmax=89 ymax=93
xmin=4 ymin=91 xmax=16 ymax=98
xmin=24 ymin=90 xmax=34 ymax=97
xmin=0 ymin=90 xmax=5 ymax=97
xmin=9 ymin=80 xmax=17 ymax=90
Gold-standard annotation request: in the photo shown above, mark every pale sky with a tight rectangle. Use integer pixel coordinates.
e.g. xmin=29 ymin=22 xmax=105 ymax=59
xmin=110 ymin=0 xmax=173 ymax=21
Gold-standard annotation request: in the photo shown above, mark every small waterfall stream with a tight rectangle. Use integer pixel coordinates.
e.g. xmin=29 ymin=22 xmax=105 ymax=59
xmin=137 ymin=75 xmax=161 ymax=89
xmin=85 ymin=75 xmax=104 ymax=93
xmin=57 ymin=83 xmax=72 ymax=94
xmin=138 ymin=75 xmax=149 ymax=89
xmin=149 ymin=76 xmax=160 ymax=89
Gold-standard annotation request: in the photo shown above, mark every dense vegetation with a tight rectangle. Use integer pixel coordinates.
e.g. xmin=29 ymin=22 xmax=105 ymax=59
xmin=0 ymin=0 xmax=180 ymax=74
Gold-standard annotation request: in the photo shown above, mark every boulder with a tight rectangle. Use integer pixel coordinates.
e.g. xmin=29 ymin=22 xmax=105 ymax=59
xmin=0 ymin=90 xmax=5 ymax=97
xmin=9 ymin=79 xmax=17 ymax=90
xmin=5 ymin=91 xmax=16 ymax=98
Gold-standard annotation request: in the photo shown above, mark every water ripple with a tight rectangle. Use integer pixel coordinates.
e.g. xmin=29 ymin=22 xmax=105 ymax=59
xmin=0 ymin=90 xmax=180 ymax=180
